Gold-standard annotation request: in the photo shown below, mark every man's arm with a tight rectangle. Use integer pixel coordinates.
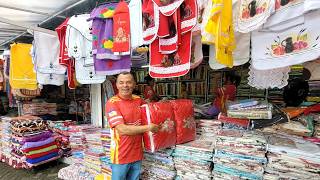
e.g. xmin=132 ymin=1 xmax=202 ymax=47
xmin=115 ymin=123 xmax=159 ymax=136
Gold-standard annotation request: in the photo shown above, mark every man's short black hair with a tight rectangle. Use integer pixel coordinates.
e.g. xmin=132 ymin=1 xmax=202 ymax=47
xmin=117 ymin=72 xmax=136 ymax=82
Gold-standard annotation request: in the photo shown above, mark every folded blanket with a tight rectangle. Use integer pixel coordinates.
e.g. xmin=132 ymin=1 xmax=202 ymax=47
xmin=26 ymin=149 xmax=59 ymax=159
xmin=22 ymin=137 xmax=55 ymax=149
xmin=26 ymin=151 xmax=59 ymax=164
xmin=22 ymin=141 xmax=56 ymax=153
xmin=26 ymin=145 xmax=58 ymax=156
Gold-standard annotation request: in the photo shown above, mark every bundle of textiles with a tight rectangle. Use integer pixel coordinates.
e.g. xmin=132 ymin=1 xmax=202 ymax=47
xmin=0 ymin=116 xmax=27 ymax=169
xmin=48 ymin=121 xmax=75 ymax=157
xmin=58 ymin=163 xmax=94 ymax=180
xmin=264 ymin=133 xmax=320 ymax=179
xmin=84 ymin=129 xmax=106 ymax=176
xmin=9 ymin=116 xmax=61 ymax=167
xmin=100 ymin=129 xmax=112 ymax=177
xmin=173 ymin=140 xmax=215 ymax=180
xmin=68 ymin=124 xmax=95 ymax=164
xmin=196 ymin=119 xmax=222 ymax=140
xmin=141 ymin=148 xmax=176 ymax=180
xmin=22 ymin=103 xmax=58 ymax=116
xmin=212 ymin=130 xmax=267 ymax=180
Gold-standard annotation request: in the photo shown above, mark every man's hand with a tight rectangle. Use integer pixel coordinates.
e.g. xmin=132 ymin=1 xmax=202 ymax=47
xmin=148 ymin=123 xmax=160 ymax=133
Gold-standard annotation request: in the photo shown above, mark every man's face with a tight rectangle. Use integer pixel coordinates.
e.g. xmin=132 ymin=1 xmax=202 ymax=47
xmin=116 ymin=74 xmax=135 ymax=98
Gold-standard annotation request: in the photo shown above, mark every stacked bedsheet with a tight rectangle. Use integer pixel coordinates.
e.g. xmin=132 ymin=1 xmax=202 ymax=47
xmin=264 ymin=133 xmax=320 ymax=179
xmin=196 ymin=119 xmax=221 ymax=140
xmin=212 ymin=130 xmax=267 ymax=180
xmin=58 ymin=163 xmax=94 ymax=180
xmin=141 ymin=148 xmax=176 ymax=180
xmin=173 ymin=140 xmax=215 ymax=180
xmin=100 ymin=129 xmax=112 ymax=177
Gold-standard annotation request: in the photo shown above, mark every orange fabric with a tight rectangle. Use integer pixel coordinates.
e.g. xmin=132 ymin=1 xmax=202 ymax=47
xmin=105 ymin=94 xmax=144 ymax=164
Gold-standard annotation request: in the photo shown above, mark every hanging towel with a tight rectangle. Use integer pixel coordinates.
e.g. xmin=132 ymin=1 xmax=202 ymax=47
xmin=304 ymin=0 xmax=320 ymax=12
xmin=142 ymin=0 xmax=160 ymax=44
xmin=113 ymin=1 xmax=131 ymax=54
xmin=201 ymin=0 xmax=214 ymax=44
xmin=205 ymin=0 xmax=235 ymax=67
xmin=30 ymin=45 xmax=65 ymax=86
xmin=67 ymin=14 xmax=95 ymax=66
xmin=248 ymin=65 xmax=290 ymax=89
xmin=152 ymin=0 xmax=184 ymax=16
xmin=9 ymin=43 xmax=37 ymax=90
xmin=32 ymin=31 xmax=66 ymax=74
xmin=66 ymin=15 xmax=106 ymax=83
xmin=263 ymin=0 xmax=305 ymax=29
xmin=234 ymin=0 xmax=275 ymax=33
xmin=56 ymin=18 xmax=76 ymax=89
xmin=190 ymin=34 xmax=203 ymax=69
xmin=89 ymin=4 xmax=131 ymax=75
xmin=209 ymin=32 xmax=250 ymax=69
xmin=251 ymin=10 xmax=320 ymax=70
xmin=129 ymin=0 xmax=144 ymax=48
xmin=149 ymin=32 xmax=192 ymax=78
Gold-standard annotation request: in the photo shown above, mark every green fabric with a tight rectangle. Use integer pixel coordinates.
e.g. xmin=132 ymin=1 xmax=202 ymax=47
xmin=26 ymin=145 xmax=57 ymax=155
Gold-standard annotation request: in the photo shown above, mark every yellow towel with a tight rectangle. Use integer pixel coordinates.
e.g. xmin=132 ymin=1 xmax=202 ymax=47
xmin=9 ymin=43 xmax=37 ymax=90
xmin=205 ymin=0 xmax=235 ymax=67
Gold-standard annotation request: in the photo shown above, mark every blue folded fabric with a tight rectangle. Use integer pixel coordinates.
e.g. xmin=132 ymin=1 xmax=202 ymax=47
xmin=215 ymin=150 xmax=267 ymax=164
xmin=214 ymin=164 xmax=263 ymax=180
xmin=26 ymin=152 xmax=59 ymax=164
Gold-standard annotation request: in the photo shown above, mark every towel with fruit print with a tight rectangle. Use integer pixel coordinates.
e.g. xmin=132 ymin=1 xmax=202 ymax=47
xmin=251 ymin=10 xmax=320 ymax=70
xmin=264 ymin=0 xmax=305 ymax=29
xmin=234 ymin=0 xmax=275 ymax=33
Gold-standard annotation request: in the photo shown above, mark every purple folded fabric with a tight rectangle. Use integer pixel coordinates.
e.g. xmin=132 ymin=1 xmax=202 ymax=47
xmin=22 ymin=137 xmax=55 ymax=150
xmin=22 ymin=131 xmax=53 ymax=143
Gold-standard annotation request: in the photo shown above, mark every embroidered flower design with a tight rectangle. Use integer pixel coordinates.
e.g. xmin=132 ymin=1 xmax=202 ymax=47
xmin=100 ymin=7 xmax=115 ymax=18
xmin=160 ymin=118 xmax=175 ymax=133
xmin=180 ymin=2 xmax=192 ymax=20
xmin=115 ymin=27 xmax=128 ymax=43
xmin=183 ymin=116 xmax=195 ymax=129
xmin=102 ymin=37 xmax=114 ymax=49
xmin=161 ymin=53 xmax=181 ymax=67
xmin=275 ymin=0 xmax=300 ymax=10
xmin=143 ymin=13 xmax=154 ymax=30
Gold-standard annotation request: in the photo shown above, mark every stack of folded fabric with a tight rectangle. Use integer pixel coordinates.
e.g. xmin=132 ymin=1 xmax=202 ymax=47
xmin=141 ymin=148 xmax=176 ymax=180
xmin=173 ymin=140 xmax=215 ymax=180
xmin=213 ymin=130 xmax=267 ymax=180
xmin=68 ymin=124 xmax=95 ymax=164
xmin=264 ymin=133 xmax=320 ymax=179
xmin=100 ymin=129 xmax=112 ymax=177
xmin=84 ymin=129 xmax=106 ymax=176
xmin=49 ymin=120 xmax=74 ymax=157
xmin=10 ymin=115 xmax=60 ymax=168
xmin=58 ymin=163 xmax=94 ymax=180
xmin=196 ymin=119 xmax=222 ymax=140
xmin=22 ymin=102 xmax=58 ymax=115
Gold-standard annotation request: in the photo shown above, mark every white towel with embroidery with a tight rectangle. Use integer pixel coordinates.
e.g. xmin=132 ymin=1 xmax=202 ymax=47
xmin=66 ymin=19 xmax=106 ymax=85
xmin=263 ymin=0 xmax=305 ymax=29
xmin=30 ymin=45 xmax=65 ymax=86
xmin=129 ymin=0 xmax=144 ymax=48
xmin=248 ymin=65 xmax=290 ymax=89
xmin=304 ymin=58 xmax=320 ymax=81
xmin=251 ymin=10 xmax=320 ymax=70
xmin=235 ymin=0 xmax=275 ymax=33
xmin=66 ymin=14 xmax=94 ymax=66
xmin=200 ymin=0 xmax=214 ymax=44
xmin=209 ymin=32 xmax=250 ymax=69
xmin=304 ymin=0 xmax=320 ymax=12
xmin=32 ymin=31 xmax=66 ymax=74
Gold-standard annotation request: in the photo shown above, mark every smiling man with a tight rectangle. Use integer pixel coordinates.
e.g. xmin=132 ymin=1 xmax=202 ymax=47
xmin=105 ymin=72 xmax=159 ymax=180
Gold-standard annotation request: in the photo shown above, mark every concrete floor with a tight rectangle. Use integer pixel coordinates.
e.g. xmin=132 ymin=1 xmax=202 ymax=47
xmin=0 ymin=160 xmax=67 ymax=180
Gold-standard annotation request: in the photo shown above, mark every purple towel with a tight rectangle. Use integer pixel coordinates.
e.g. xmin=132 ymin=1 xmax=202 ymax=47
xmin=89 ymin=3 xmax=131 ymax=75
xmin=22 ymin=137 xmax=55 ymax=150
xmin=21 ymin=131 xmax=53 ymax=143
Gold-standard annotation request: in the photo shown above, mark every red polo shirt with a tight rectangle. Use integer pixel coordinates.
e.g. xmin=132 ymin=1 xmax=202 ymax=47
xmin=105 ymin=94 xmax=144 ymax=164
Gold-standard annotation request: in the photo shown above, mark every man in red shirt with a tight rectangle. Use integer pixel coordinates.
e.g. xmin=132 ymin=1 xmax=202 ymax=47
xmin=105 ymin=72 xmax=159 ymax=180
